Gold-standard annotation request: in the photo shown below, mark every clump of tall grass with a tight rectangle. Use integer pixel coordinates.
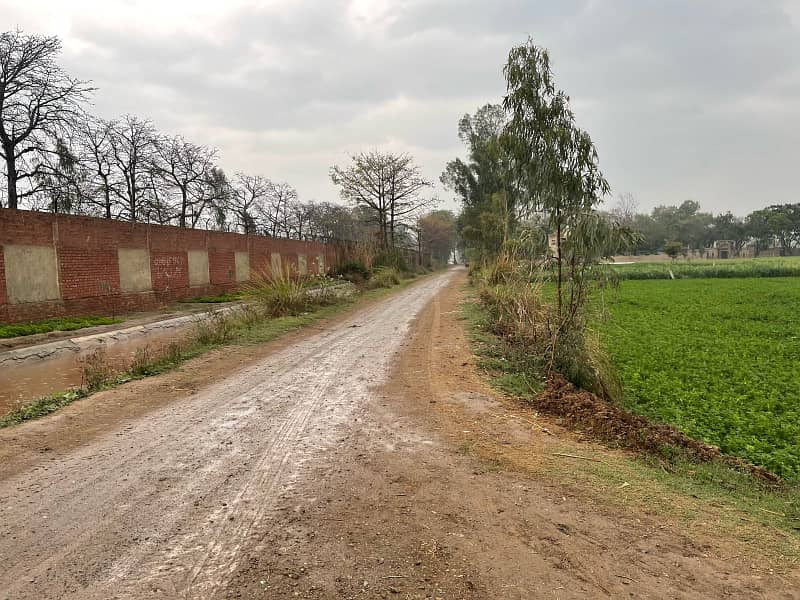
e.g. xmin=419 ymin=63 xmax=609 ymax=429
xmin=193 ymin=310 xmax=236 ymax=344
xmin=476 ymin=263 xmax=621 ymax=402
xmin=365 ymin=266 xmax=401 ymax=289
xmin=80 ymin=348 xmax=112 ymax=391
xmin=244 ymin=270 xmax=311 ymax=317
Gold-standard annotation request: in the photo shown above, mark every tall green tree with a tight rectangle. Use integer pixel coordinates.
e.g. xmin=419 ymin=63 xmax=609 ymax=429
xmin=441 ymin=104 xmax=516 ymax=258
xmin=503 ymin=39 xmax=609 ymax=318
xmin=418 ymin=210 xmax=458 ymax=263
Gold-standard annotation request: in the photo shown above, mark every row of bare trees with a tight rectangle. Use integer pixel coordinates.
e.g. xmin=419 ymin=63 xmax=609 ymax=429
xmin=0 ymin=30 xmax=442 ymax=253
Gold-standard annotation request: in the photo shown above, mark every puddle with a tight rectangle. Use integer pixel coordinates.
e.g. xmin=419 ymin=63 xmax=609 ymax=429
xmin=0 ymin=327 xmax=192 ymax=417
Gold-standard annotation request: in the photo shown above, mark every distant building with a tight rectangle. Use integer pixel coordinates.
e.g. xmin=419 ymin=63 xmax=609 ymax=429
xmin=712 ymin=240 xmax=735 ymax=259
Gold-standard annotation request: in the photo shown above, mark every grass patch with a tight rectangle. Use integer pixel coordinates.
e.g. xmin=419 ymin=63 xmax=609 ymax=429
xmin=181 ymin=292 xmax=243 ymax=303
xmin=0 ymin=390 xmax=88 ymax=427
xmin=597 ymin=278 xmax=800 ymax=480
xmin=460 ymin=297 xmax=545 ymax=398
xmin=612 ymin=256 xmax=800 ymax=280
xmin=0 ymin=316 xmax=122 ymax=339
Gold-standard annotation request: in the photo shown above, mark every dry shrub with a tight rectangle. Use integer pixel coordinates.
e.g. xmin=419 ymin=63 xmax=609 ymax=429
xmin=478 ymin=278 xmax=621 ymax=402
xmin=80 ymin=347 xmax=111 ymax=391
xmin=340 ymin=239 xmax=381 ymax=270
xmin=193 ymin=310 xmax=236 ymax=345
xmin=130 ymin=344 xmax=155 ymax=376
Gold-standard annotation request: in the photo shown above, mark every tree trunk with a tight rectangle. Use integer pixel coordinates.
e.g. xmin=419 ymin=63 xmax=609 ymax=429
xmin=555 ymin=214 xmax=563 ymax=319
xmin=4 ymin=150 xmax=18 ymax=209
xmin=179 ymin=187 xmax=188 ymax=228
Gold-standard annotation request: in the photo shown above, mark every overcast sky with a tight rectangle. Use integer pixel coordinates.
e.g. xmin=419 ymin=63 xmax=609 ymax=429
xmin=3 ymin=0 xmax=800 ymax=215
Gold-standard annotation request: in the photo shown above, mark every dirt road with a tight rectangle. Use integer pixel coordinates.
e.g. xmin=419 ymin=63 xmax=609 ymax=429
xmin=1 ymin=269 xmax=798 ymax=599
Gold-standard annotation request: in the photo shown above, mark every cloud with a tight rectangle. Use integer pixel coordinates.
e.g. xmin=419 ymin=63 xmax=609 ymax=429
xmin=1 ymin=0 xmax=798 ymax=214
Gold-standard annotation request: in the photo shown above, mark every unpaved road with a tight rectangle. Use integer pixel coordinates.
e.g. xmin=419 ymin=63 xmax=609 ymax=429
xmin=1 ymin=269 xmax=798 ymax=599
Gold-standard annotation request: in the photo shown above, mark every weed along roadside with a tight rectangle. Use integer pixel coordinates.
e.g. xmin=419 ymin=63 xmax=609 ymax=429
xmin=0 ymin=265 xmax=436 ymax=428
xmin=461 ymin=280 xmax=800 ymax=539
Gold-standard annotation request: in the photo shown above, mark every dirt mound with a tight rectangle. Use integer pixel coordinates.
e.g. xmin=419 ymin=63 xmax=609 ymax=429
xmin=535 ymin=375 xmax=781 ymax=483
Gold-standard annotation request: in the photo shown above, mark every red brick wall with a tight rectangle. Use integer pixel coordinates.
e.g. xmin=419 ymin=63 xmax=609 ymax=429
xmin=0 ymin=209 xmax=341 ymax=323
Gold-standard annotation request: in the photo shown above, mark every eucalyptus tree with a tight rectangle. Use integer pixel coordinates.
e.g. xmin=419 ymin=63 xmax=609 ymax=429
xmin=503 ymin=39 xmax=609 ymax=318
xmin=31 ymin=135 xmax=90 ymax=214
xmin=0 ymin=30 xmax=93 ymax=209
xmin=441 ymin=104 xmax=517 ymax=257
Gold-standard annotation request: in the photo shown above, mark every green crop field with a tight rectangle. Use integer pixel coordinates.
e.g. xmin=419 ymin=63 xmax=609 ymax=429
xmin=611 ymin=256 xmax=800 ymax=280
xmin=596 ymin=277 xmax=800 ymax=480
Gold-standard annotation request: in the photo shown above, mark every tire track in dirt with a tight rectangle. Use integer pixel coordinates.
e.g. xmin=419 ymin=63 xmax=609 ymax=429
xmin=0 ymin=271 xmax=454 ymax=600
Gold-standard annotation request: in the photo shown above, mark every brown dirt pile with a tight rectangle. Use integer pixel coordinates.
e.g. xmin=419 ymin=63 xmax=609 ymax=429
xmin=534 ymin=374 xmax=781 ymax=483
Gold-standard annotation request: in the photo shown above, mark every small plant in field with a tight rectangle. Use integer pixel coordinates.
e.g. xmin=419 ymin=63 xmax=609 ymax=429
xmin=80 ymin=348 xmax=111 ymax=391
xmin=663 ymin=240 xmax=686 ymax=261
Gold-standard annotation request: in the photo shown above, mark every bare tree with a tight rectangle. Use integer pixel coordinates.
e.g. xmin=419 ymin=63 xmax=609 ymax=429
xmin=152 ymin=134 xmax=217 ymax=227
xmin=259 ymin=181 xmax=298 ymax=238
xmin=230 ymin=173 xmax=271 ymax=234
xmin=108 ymin=115 xmax=157 ymax=222
xmin=610 ymin=192 xmax=638 ymax=226
xmin=330 ymin=151 xmax=434 ymax=247
xmin=75 ymin=117 xmax=119 ymax=218
xmin=0 ymin=30 xmax=93 ymax=209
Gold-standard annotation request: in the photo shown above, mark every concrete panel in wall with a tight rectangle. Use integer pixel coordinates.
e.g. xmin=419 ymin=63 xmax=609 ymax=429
xmin=118 ymin=248 xmax=152 ymax=293
xmin=316 ymin=254 xmax=325 ymax=274
xmin=297 ymin=254 xmax=307 ymax=276
xmin=188 ymin=250 xmax=210 ymax=286
xmin=4 ymin=245 xmax=61 ymax=304
xmin=234 ymin=252 xmax=250 ymax=282
xmin=270 ymin=252 xmax=282 ymax=277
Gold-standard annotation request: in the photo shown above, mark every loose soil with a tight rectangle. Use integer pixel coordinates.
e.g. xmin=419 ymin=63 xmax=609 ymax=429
xmin=1 ymin=269 xmax=798 ymax=599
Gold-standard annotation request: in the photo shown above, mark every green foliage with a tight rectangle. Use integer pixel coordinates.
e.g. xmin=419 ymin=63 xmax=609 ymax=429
xmin=373 ymin=248 xmax=409 ymax=272
xmin=333 ymin=260 xmax=371 ymax=284
xmin=597 ymin=278 xmax=800 ymax=480
xmin=613 ymin=257 xmax=800 ymax=280
xmin=418 ymin=209 xmax=458 ymax=263
xmin=441 ymin=104 xmax=514 ymax=259
xmin=476 ymin=273 xmax=620 ymax=401
xmin=663 ymin=240 xmax=685 ymax=260
xmin=0 ymin=390 xmax=87 ymax=427
xmin=0 ymin=315 xmax=121 ymax=339
xmin=183 ymin=292 xmax=243 ymax=303
xmin=366 ymin=266 xmax=401 ymax=289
